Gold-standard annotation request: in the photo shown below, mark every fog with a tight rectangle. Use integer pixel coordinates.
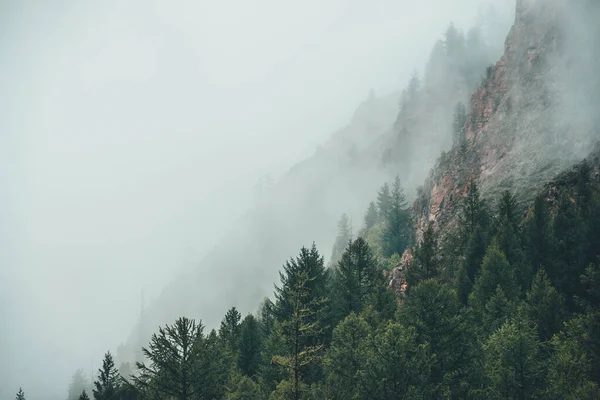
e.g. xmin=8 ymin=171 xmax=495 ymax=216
xmin=0 ymin=0 xmax=513 ymax=398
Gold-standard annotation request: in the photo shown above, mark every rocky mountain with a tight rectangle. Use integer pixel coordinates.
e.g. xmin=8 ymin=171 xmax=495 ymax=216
xmin=412 ymin=0 xmax=600 ymax=241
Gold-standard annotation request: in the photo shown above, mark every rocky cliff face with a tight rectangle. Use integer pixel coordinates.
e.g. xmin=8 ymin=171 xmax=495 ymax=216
xmin=413 ymin=0 xmax=600 ymax=237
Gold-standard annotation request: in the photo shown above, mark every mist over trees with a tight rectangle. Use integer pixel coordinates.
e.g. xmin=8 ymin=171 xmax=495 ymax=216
xmin=10 ymin=0 xmax=600 ymax=399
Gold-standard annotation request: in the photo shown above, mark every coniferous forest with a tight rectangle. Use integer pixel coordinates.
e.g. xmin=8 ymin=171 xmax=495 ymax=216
xmin=9 ymin=1 xmax=600 ymax=399
xmin=49 ymin=159 xmax=600 ymax=400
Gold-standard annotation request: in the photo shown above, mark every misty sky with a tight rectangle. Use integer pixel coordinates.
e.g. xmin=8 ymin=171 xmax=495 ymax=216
xmin=0 ymin=0 xmax=511 ymax=397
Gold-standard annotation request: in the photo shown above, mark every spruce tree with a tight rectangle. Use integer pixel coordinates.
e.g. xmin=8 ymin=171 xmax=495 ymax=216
xmin=484 ymin=309 xmax=545 ymax=399
xmin=525 ymin=268 xmax=567 ymax=341
xmin=93 ymin=352 xmax=121 ymax=400
xmin=363 ymin=201 xmax=378 ymax=231
xmin=376 ymin=183 xmax=392 ymax=221
xmin=274 ymin=243 xmax=327 ymax=323
xmin=237 ymin=314 xmax=262 ymax=379
xmin=330 ymin=214 xmax=352 ymax=265
xmin=15 ymin=388 xmax=25 ymax=400
xmin=469 ymin=241 xmax=519 ymax=311
xmin=78 ymin=390 xmax=90 ymax=400
xmin=133 ymin=317 xmax=206 ymax=399
xmin=406 ymin=222 xmax=439 ymax=290
xmin=483 ymin=285 xmax=515 ymax=334
xmin=325 ymin=312 xmax=371 ymax=399
xmin=399 ymin=279 xmax=475 ymax=397
xmin=524 ymin=195 xmax=551 ymax=273
xmin=271 ymin=271 xmax=328 ymax=400
xmin=382 ymin=176 xmax=410 ymax=257
xmin=219 ymin=307 xmax=242 ymax=350
xmin=332 ymin=237 xmax=380 ymax=319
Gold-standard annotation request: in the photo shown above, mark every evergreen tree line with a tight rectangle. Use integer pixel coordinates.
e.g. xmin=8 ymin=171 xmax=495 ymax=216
xmin=50 ymin=159 xmax=600 ymax=399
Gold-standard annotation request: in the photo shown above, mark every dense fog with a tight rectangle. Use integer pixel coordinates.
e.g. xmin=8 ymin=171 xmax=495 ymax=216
xmin=0 ymin=0 xmax=515 ymax=398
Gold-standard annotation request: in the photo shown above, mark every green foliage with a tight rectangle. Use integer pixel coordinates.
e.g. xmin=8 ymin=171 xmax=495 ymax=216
xmin=406 ymin=222 xmax=439 ymax=290
xmin=469 ymin=241 xmax=519 ymax=312
xmin=226 ymin=370 xmax=262 ymax=400
xmin=220 ymin=307 xmax=242 ymax=350
xmin=274 ymin=243 xmax=328 ymax=323
xmin=376 ymin=183 xmax=392 ymax=221
xmin=381 ymin=176 xmax=411 ymax=257
xmin=15 ymin=388 xmax=25 ymax=400
xmin=358 ymin=322 xmax=430 ymax=399
xmin=78 ymin=390 xmax=90 ymax=400
xmin=238 ymin=314 xmax=263 ymax=379
xmin=483 ymin=285 xmax=515 ymax=334
xmin=483 ymin=309 xmax=545 ymax=399
xmin=452 ymin=102 xmax=467 ymax=150
xmin=133 ymin=317 xmax=209 ymax=399
xmin=332 ymin=237 xmax=381 ymax=319
xmin=93 ymin=352 xmax=121 ymax=400
xmin=330 ymin=214 xmax=352 ymax=266
xmin=525 ymin=268 xmax=567 ymax=341
xmin=272 ymin=270 xmax=328 ymax=400
xmin=325 ymin=313 xmax=371 ymax=399
xmin=399 ymin=280 xmax=476 ymax=397
xmin=363 ymin=201 xmax=378 ymax=232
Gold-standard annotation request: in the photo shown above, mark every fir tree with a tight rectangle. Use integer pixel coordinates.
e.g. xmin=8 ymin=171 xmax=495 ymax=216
xmin=330 ymin=214 xmax=352 ymax=265
xmin=237 ymin=314 xmax=262 ymax=379
xmin=325 ymin=312 xmax=371 ymax=400
xmin=15 ymin=388 xmax=25 ymax=400
xmin=78 ymin=391 xmax=90 ymax=400
xmin=274 ymin=243 xmax=328 ymax=323
xmin=483 ymin=285 xmax=515 ymax=334
xmin=525 ymin=268 xmax=567 ymax=341
xmin=382 ymin=176 xmax=410 ymax=257
xmin=219 ymin=307 xmax=242 ymax=350
xmin=93 ymin=352 xmax=121 ymax=400
xmin=332 ymin=237 xmax=380 ymax=319
xmin=406 ymin=222 xmax=439 ymax=290
xmin=271 ymin=271 xmax=328 ymax=400
xmin=524 ymin=195 xmax=551 ymax=273
xmin=399 ymin=279 xmax=475 ymax=397
xmin=469 ymin=241 xmax=519 ymax=311
xmin=133 ymin=317 xmax=206 ymax=399
xmin=376 ymin=183 xmax=392 ymax=221
xmin=363 ymin=201 xmax=378 ymax=231
xmin=484 ymin=309 xmax=545 ymax=399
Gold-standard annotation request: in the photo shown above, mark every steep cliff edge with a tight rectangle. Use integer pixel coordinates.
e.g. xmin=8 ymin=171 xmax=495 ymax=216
xmin=413 ymin=0 xmax=600 ymax=238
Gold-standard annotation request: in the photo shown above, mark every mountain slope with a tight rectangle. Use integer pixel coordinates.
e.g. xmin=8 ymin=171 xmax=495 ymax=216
xmin=413 ymin=0 xmax=600 ymax=239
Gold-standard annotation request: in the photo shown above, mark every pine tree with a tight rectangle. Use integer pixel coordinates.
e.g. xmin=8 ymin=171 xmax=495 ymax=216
xmin=406 ymin=222 xmax=439 ymax=290
xmin=495 ymin=190 xmax=530 ymax=290
xmin=274 ymin=243 xmax=328 ymax=323
xmin=237 ymin=314 xmax=262 ymax=379
xmin=376 ymin=183 xmax=392 ymax=221
xmin=271 ymin=271 xmax=328 ymax=400
xmin=524 ymin=195 xmax=551 ymax=273
xmin=330 ymin=214 xmax=352 ymax=265
xmin=469 ymin=241 xmax=519 ymax=311
xmin=133 ymin=317 xmax=205 ymax=399
xmin=78 ymin=390 xmax=90 ymax=400
xmin=15 ymin=388 xmax=25 ymax=400
xmin=460 ymin=182 xmax=485 ymax=239
xmin=359 ymin=322 xmax=430 ymax=399
xmin=332 ymin=237 xmax=380 ymax=319
xmin=226 ymin=370 xmax=261 ymax=400
xmin=399 ymin=279 xmax=475 ymax=397
xmin=219 ymin=307 xmax=242 ymax=350
xmin=525 ymin=268 xmax=567 ymax=341
xmin=325 ymin=312 xmax=371 ymax=399
xmin=363 ymin=201 xmax=378 ymax=231
xmin=93 ymin=352 xmax=121 ymax=400
xmin=483 ymin=285 xmax=515 ymax=334
xmin=484 ymin=309 xmax=545 ymax=399
xmin=382 ymin=176 xmax=410 ymax=257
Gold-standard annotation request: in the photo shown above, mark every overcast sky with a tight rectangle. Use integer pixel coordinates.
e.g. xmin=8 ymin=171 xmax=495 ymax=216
xmin=0 ymin=0 xmax=512 ymax=397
